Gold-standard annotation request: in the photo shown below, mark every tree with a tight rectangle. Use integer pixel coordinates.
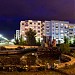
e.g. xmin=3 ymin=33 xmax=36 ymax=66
xmin=73 ymin=36 xmax=75 ymax=45
xmin=14 ymin=37 xmax=19 ymax=45
xmin=64 ymin=36 xmax=69 ymax=44
xmin=25 ymin=28 xmax=36 ymax=46
xmin=60 ymin=44 xmax=70 ymax=54
xmin=19 ymin=35 xmax=25 ymax=45
xmin=36 ymin=38 xmax=41 ymax=46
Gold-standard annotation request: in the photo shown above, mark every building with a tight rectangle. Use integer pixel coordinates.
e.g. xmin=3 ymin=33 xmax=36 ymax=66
xmin=16 ymin=30 xmax=20 ymax=40
xmin=68 ymin=24 xmax=75 ymax=43
xmin=20 ymin=20 xmax=42 ymax=42
xmin=42 ymin=20 xmax=69 ymax=44
xmin=50 ymin=20 xmax=69 ymax=44
xmin=20 ymin=20 xmax=75 ymax=44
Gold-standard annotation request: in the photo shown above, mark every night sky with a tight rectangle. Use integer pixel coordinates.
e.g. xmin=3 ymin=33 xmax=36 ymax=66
xmin=0 ymin=0 xmax=74 ymax=39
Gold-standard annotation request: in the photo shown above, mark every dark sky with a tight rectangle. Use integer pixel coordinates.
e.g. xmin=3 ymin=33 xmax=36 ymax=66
xmin=0 ymin=0 xmax=74 ymax=39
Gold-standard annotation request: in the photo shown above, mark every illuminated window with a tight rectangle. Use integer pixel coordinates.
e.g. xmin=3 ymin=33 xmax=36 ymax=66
xmin=61 ymin=34 xmax=63 ymax=36
xmin=61 ymin=23 xmax=63 ymax=26
xmin=61 ymin=30 xmax=63 ymax=33
xmin=56 ymin=30 xmax=58 ymax=33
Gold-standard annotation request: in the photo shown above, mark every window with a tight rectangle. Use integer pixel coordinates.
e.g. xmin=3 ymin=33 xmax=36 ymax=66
xmin=56 ymin=30 xmax=58 ymax=33
xmin=34 ymin=30 xmax=36 ymax=32
xmin=38 ymin=23 xmax=40 ymax=25
xmin=61 ymin=34 xmax=63 ymax=36
xmin=25 ymin=23 xmax=28 ymax=26
xmin=56 ymin=26 xmax=58 ymax=28
xmin=38 ymin=27 xmax=40 ymax=29
xmin=55 ymin=23 xmax=58 ymax=24
xmin=30 ymin=22 xmax=32 ymax=24
xmin=61 ymin=30 xmax=63 ymax=33
xmin=52 ymin=32 xmax=54 ymax=34
xmin=34 ymin=22 xmax=36 ymax=24
xmin=46 ymin=26 xmax=49 ymax=28
xmin=69 ymin=29 xmax=73 ymax=31
xmin=61 ymin=23 xmax=63 ymax=26
xmin=69 ymin=33 xmax=72 ymax=34
xmin=61 ymin=38 xmax=63 ymax=39
xmin=42 ymin=28 xmax=44 ymax=30
xmin=38 ymin=30 xmax=40 ymax=33
xmin=61 ymin=26 xmax=63 ymax=28
xmin=22 ymin=23 xmax=24 ymax=25
xmin=46 ymin=29 xmax=49 ymax=32
xmin=56 ymin=33 xmax=58 ymax=35
xmin=56 ymin=38 xmax=58 ymax=39
xmin=22 ymin=31 xmax=24 ymax=33
xmin=34 ymin=26 xmax=36 ymax=28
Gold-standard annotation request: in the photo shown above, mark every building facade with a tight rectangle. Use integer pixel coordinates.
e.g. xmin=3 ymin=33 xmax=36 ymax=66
xmin=16 ymin=30 xmax=20 ymax=40
xmin=50 ymin=20 xmax=69 ymax=44
xmin=20 ymin=20 xmax=42 ymax=42
xmin=20 ymin=20 xmax=75 ymax=44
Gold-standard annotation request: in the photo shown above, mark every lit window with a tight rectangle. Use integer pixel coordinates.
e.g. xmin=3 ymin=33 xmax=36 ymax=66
xmin=55 ymin=23 xmax=58 ymax=24
xmin=61 ymin=23 xmax=63 ymax=26
xmin=56 ymin=30 xmax=58 ymax=33
xmin=61 ymin=34 xmax=63 ymax=36
xmin=22 ymin=31 xmax=24 ymax=33
xmin=61 ymin=30 xmax=63 ymax=33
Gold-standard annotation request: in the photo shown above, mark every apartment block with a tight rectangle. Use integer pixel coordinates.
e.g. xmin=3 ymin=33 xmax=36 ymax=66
xmin=19 ymin=20 xmax=75 ymax=44
xmin=20 ymin=20 xmax=42 ymax=42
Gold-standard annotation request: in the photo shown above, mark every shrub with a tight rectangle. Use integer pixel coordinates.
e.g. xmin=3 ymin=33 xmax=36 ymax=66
xmin=60 ymin=44 xmax=70 ymax=54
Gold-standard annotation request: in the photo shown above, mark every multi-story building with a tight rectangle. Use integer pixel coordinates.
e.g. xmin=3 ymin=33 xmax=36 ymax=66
xmin=16 ymin=30 xmax=20 ymax=40
xmin=20 ymin=20 xmax=75 ymax=44
xmin=68 ymin=24 xmax=75 ymax=43
xmin=42 ymin=20 xmax=69 ymax=44
xmin=20 ymin=20 xmax=42 ymax=42
xmin=50 ymin=20 xmax=69 ymax=44
xmin=69 ymin=24 xmax=75 ymax=38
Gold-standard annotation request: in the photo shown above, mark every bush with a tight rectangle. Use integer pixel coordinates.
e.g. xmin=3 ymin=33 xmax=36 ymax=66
xmin=60 ymin=44 xmax=70 ymax=54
